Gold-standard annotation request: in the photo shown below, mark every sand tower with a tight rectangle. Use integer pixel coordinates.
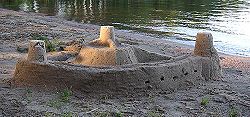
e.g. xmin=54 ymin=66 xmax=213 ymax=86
xmin=73 ymin=26 xmax=138 ymax=66
xmin=27 ymin=40 xmax=47 ymax=62
xmin=194 ymin=32 xmax=222 ymax=80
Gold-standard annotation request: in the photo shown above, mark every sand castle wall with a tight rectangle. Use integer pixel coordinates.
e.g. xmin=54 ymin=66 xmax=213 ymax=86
xmin=13 ymin=56 xmax=204 ymax=95
xmin=12 ymin=27 xmax=222 ymax=95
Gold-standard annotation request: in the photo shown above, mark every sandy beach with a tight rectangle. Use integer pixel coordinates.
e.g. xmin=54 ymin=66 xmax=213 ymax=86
xmin=0 ymin=8 xmax=250 ymax=116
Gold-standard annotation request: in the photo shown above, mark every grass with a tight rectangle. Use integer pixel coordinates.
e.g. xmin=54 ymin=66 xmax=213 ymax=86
xmin=94 ymin=112 xmax=110 ymax=117
xmin=60 ymin=88 xmax=72 ymax=102
xmin=25 ymin=88 xmax=33 ymax=103
xmin=32 ymin=35 xmax=57 ymax=52
xmin=200 ymin=97 xmax=209 ymax=106
xmin=44 ymin=112 xmax=55 ymax=117
xmin=148 ymin=111 xmax=163 ymax=117
xmin=62 ymin=112 xmax=73 ymax=117
xmin=114 ymin=111 xmax=124 ymax=117
xmin=47 ymin=100 xmax=64 ymax=109
xmin=229 ymin=107 xmax=237 ymax=117
xmin=94 ymin=111 xmax=124 ymax=117
xmin=47 ymin=88 xmax=72 ymax=108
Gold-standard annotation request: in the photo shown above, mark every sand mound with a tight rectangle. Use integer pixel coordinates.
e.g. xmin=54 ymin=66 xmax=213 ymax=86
xmin=73 ymin=46 xmax=139 ymax=66
xmin=72 ymin=26 xmax=139 ymax=66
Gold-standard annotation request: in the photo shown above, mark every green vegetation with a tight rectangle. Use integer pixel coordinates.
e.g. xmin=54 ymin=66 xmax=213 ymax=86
xmin=44 ymin=112 xmax=55 ymax=117
xmin=148 ymin=111 xmax=163 ymax=117
xmin=44 ymin=111 xmax=74 ymax=117
xmin=47 ymin=100 xmax=64 ymax=109
xmin=114 ymin=111 xmax=124 ymax=117
xmin=60 ymin=88 xmax=72 ymax=102
xmin=25 ymin=88 xmax=32 ymax=103
xmin=47 ymin=88 xmax=72 ymax=109
xmin=93 ymin=111 xmax=124 ymax=117
xmin=229 ymin=108 xmax=237 ymax=117
xmin=100 ymin=94 xmax=109 ymax=100
xmin=62 ymin=112 xmax=73 ymax=117
xmin=200 ymin=97 xmax=209 ymax=106
xmin=32 ymin=35 xmax=57 ymax=52
xmin=94 ymin=112 xmax=110 ymax=117
xmin=18 ymin=35 xmax=60 ymax=53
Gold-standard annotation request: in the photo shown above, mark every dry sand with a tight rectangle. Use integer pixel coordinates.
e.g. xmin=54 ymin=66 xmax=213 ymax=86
xmin=0 ymin=8 xmax=249 ymax=116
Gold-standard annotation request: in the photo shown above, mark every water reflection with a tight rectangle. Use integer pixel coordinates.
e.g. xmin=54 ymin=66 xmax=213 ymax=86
xmin=0 ymin=0 xmax=250 ymax=56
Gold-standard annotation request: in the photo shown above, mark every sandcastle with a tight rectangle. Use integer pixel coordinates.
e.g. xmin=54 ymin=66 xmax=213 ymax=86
xmin=13 ymin=26 xmax=222 ymax=95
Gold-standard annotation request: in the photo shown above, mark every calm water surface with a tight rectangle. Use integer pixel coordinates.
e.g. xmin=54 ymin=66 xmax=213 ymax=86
xmin=1 ymin=0 xmax=250 ymax=56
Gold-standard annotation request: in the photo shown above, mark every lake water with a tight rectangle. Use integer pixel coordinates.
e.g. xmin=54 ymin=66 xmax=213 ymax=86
xmin=1 ymin=0 xmax=250 ymax=56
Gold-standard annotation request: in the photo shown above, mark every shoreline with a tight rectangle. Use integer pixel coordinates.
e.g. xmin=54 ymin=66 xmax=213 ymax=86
xmin=0 ymin=8 xmax=250 ymax=116
xmin=0 ymin=8 xmax=248 ymax=58
xmin=2 ymin=7 xmax=248 ymax=58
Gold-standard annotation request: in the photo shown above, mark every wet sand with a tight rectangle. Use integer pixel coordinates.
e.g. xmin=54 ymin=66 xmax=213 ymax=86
xmin=0 ymin=8 xmax=250 ymax=116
